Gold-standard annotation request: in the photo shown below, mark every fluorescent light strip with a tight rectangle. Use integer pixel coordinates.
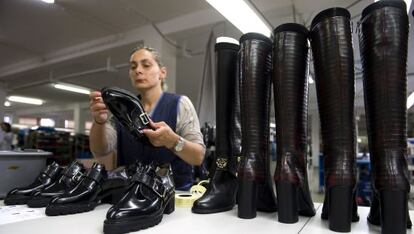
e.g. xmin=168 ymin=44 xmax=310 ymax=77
xmin=206 ymin=0 xmax=272 ymax=37
xmin=375 ymin=0 xmax=412 ymax=13
xmin=407 ymin=91 xmax=414 ymax=109
xmin=4 ymin=101 xmax=10 ymax=107
xmin=54 ymin=83 xmax=91 ymax=95
xmin=41 ymin=0 xmax=55 ymax=4
xmin=8 ymin=96 xmax=43 ymax=105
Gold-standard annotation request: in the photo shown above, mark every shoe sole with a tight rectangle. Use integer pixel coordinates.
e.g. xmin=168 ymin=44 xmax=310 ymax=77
xmin=27 ymin=197 xmax=53 ymax=208
xmin=4 ymin=195 xmax=32 ymax=205
xmin=103 ymin=197 xmax=174 ymax=234
xmin=46 ymin=201 xmax=97 ymax=216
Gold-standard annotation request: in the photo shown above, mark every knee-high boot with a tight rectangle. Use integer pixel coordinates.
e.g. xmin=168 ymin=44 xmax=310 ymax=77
xmin=192 ymin=38 xmax=241 ymax=214
xmin=237 ymin=33 xmax=277 ymax=219
xmin=310 ymin=8 xmax=358 ymax=232
xmin=272 ymin=23 xmax=316 ymax=224
xmin=359 ymin=1 xmax=411 ymax=233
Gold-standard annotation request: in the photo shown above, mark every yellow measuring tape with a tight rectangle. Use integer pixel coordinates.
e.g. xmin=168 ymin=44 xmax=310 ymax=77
xmin=175 ymin=180 xmax=208 ymax=207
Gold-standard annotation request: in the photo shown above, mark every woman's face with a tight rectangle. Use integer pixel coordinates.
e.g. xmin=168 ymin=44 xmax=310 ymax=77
xmin=129 ymin=49 xmax=166 ymax=92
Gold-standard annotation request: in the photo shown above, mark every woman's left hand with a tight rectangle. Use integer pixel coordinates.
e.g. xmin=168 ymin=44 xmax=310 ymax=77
xmin=142 ymin=121 xmax=178 ymax=149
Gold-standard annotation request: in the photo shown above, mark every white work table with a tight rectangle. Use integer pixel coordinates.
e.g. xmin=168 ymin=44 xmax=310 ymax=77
xmin=0 ymin=201 xmax=413 ymax=234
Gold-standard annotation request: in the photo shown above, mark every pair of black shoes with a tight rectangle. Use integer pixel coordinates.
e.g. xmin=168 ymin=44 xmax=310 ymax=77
xmin=4 ymin=161 xmax=62 ymax=205
xmin=4 ymin=161 xmax=129 ymax=216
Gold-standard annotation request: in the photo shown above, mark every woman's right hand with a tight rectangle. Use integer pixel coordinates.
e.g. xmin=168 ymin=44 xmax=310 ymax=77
xmin=89 ymin=91 xmax=109 ymax=125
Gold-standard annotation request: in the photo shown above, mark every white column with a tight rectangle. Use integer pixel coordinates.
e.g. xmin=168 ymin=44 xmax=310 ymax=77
xmin=73 ymin=103 xmax=86 ymax=134
xmin=0 ymin=88 xmax=6 ymax=122
xmin=311 ymin=110 xmax=321 ymax=168
xmin=161 ymin=40 xmax=177 ymax=93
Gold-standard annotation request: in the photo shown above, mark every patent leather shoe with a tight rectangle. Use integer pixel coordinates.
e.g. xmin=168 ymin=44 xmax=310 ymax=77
xmin=4 ymin=162 xmax=61 ymax=205
xmin=27 ymin=161 xmax=85 ymax=208
xmin=46 ymin=163 xmax=128 ymax=216
xmin=101 ymin=87 xmax=154 ymax=143
xmin=103 ymin=163 xmax=175 ymax=234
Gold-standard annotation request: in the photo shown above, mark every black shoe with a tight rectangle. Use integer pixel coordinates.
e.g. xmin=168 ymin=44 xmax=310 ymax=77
xmin=104 ymin=163 xmax=175 ymax=234
xmin=27 ymin=161 xmax=84 ymax=208
xmin=45 ymin=163 xmax=128 ymax=216
xmin=4 ymin=162 xmax=61 ymax=205
xmin=101 ymin=87 xmax=154 ymax=143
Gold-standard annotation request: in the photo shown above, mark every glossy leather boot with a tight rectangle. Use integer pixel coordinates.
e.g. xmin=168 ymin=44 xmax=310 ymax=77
xmin=237 ymin=32 xmax=277 ymax=219
xmin=104 ymin=163 xmax=175 ymax=234
xmin=359 ymin=1 xmax=411 ymax=233
xmin=27 ymin=161 xmax=85 ymax=208
xmin=192 ymin=39 xmax=241 ymax=214
xmin=272 ymin=23 xmax=315 ymax=224
xmin=46 ymin=163 xmax=128 ymax=216
xmin=4 ymin=162 xmax=61 ymax=205
xmin=310 ymin=8 xmax=358 ymax=232
xmin=101 ymin=87 xmax=154 ymax=144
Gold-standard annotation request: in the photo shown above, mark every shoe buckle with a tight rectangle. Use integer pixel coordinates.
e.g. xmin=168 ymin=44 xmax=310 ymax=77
xmin=139 ymin=113 xmax=150 ymax=125
xmin=71 ymin=171 xmax=83 ymax=182
xmin=152 ymin=179 xmax=166 ymax=198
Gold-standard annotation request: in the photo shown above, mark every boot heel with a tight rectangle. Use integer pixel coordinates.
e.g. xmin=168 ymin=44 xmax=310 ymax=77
xmin=164 ymin=196 xmax=175 ymax=214
xmin=237 ymin=180 xmax=257 ymax=219
xmin=276 ymin=181 xmax=298 ymax=223
xmin=380 ymin=190 xmax=407 ymax=234
xmin=328 ymin=186 xmax=353 ymax=232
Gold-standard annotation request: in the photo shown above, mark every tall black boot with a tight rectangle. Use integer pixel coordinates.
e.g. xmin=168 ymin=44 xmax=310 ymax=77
xmin=310 ymin=8 xmax=358 ymax=232
xmin=237 ymin=33 xmax=277 ymax=219
xmin=272 ymin=23 xmax=316 ymax=224
xmin=192 ymin=38 xmax=241 ymax=214
xmin=359 ymin=1 xmax=411 ymax=233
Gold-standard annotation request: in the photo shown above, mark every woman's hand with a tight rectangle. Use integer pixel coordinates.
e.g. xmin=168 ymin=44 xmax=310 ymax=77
xmin=142 ymin=121 xmax=178 ymax=149
xmin=89 ymin=91 xmax=109 ymax=124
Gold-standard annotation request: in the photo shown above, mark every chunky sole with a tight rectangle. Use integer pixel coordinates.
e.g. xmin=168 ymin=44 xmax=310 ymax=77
xmin=103 ymin=197 xmax=175 ymax=234
xmin=4 ymin=194 xmax=32 ymax=205
xmin=46 ymin=201 xmax=98 ymax=216
xmin=27 ymin=196 xmax=54 ymax=208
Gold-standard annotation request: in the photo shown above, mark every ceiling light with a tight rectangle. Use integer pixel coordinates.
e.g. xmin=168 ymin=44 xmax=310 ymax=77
xmin=4 ymin=101 xmax=10 ymax=107
xmin=375 ymin=0 xmax=412 ymax=13
xmin=8 ymin=96 xmax=43 ymax=105
xmin=206 ymin=0 xmax=272 ymax=37
xmin=407 ymin=91 xmax=414 ymax=109
xmin=54 ymin=83 xmax=91 ymax=95
xmin=41 ymin=0 xmax=55 ymax=3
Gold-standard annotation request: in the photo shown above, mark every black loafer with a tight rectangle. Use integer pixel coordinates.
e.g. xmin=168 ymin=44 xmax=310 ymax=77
xmin=103 ymin=163 xmax=175 ymax=234
xmin=101 ymin=87 xmax=154 ymax=143
xmin=45 ymin=163 xmax=128 ymax=216
xmin=27 ymin=161 xmax=85 ymax=208
xmin=4 ymin=162 xmax=61 ymax=205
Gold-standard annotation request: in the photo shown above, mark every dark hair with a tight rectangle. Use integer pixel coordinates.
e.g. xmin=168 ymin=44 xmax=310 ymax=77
xmin=130 ymin=45 xmax=164 ymax=68
xmin=1 ymin=122 xmax=11 ymax=132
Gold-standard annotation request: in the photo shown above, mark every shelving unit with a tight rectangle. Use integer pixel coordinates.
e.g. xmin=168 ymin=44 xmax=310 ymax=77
xmin=26 ymin=129 xmax=73 ymax=165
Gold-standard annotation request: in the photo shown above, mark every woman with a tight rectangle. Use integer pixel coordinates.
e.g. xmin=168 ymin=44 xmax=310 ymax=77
xmin=89 ymin=46 xmax=205 ymax=190
xmin=0 ymin=122 xmax=13 ymax=150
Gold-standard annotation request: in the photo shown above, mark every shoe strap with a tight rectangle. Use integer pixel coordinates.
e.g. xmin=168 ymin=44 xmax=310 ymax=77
xmin=39 ymin=163 xmax=61 ymax=181
xmin=82 ymin=167 xmax=105 ymax=186
xmin=132 ymin=172 xmax=166 ymax=198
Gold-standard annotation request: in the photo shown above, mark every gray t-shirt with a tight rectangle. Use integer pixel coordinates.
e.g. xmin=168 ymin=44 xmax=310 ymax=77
xmin=94 ymin=95 xmax=205 ymax=156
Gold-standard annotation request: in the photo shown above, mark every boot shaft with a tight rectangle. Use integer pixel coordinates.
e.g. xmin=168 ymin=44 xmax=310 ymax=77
xmin=215 ymin=40 xmax=241 ymax=174
xmin=273 ymin=23 xmax=309 ymax=183
xmin=238 ymin=32 xmax=272 ymax=182
xmin=359 ymin=0 xmax=409 ymax=191
xmin=310 ymin=7 xmax=356 ymax=188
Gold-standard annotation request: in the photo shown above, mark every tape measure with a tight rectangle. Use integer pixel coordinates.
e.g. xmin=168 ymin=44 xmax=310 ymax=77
xmin=175 ymin=180 xmax=209 ymax=208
